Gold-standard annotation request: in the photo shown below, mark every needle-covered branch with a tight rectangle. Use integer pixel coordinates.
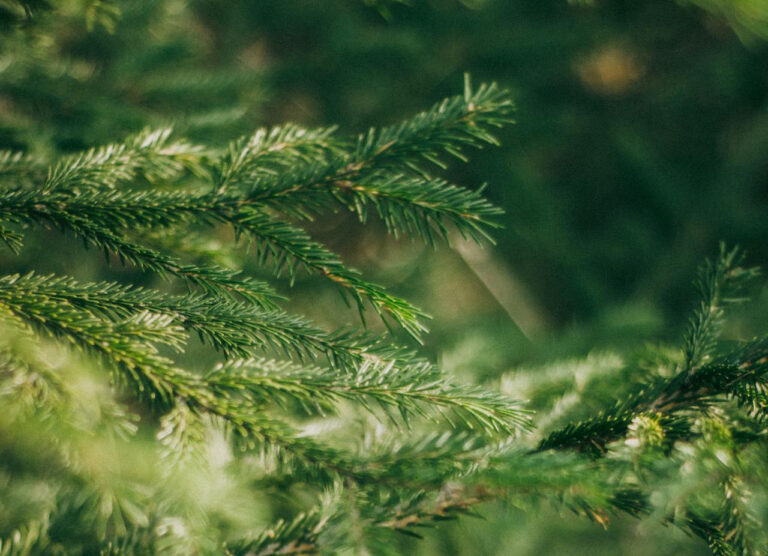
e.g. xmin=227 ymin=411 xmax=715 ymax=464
xmin=207 ymin=358 xmax=531 ymax=435
xmin=0 ymin=85 xmax=514 ymax=339
xmin=242 ymin=81 xmax=513 ymax=243
xmin=538 ymin=246 xmax=764 ymax=455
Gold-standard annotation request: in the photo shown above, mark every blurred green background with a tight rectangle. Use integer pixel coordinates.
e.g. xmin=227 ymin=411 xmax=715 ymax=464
xmin=1 ymin=0 xmax=767 ymax=553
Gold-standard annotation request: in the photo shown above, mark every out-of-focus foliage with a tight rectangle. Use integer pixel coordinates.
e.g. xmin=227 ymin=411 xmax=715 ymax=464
xmin=0 ymin=0 xmax=265 ymax=153
xmin=685 ymin=0 xmax=768 ymax=41
xmin=1 ymin=0 xmax=768 ymax=554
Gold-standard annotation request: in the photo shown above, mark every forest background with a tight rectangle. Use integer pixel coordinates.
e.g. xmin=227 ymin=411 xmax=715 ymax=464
xmin=1 ymin=0 xmax=768 ymax=554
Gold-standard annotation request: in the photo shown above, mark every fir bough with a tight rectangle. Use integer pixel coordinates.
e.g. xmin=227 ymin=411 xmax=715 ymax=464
xmin=0 ymin=73 xmax=538 ymax=553
xmin=1 ymin=4 xmax=768 ymax=555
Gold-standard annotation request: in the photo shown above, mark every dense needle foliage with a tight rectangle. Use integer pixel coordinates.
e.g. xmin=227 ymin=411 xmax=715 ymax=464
xmin=1 ymin=2 xmax=767 ymax=555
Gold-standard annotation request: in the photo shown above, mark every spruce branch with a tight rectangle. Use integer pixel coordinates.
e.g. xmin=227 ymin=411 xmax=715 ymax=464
xmin=661 ymin=338 xmax=768 ymax=420
xmin=538 ymin=246 xmax=765 ymax=454
xmin=225 ymin=210 xmax=428 ymax=338
xmin=682 ymin=469 xmax=765 ymax=556
xmin=0 ymin=150 xmax=45 ymax=185
xmin=224 ymin=509 xmax=332 ymax=555
xmin=0 ymin=187 xmax=427 ymax=337
xmin=214 ymin=124 xmax=342 ymax=194
xmin=0 ymin=224 xmax=23 ymax=254
xmin=316 ymin=173 xmax=504 ymax=245
xmin=231 ymin=446 xmax=638 ymax=554
xmin=0 ymin=273 xmax=514 ymax=453
xmin=207 ymin=358 xmax=530 ymax=435
xmin=537 ymin=338 xmax=768 ymax=454
xmin=0 ymin=283 xmax=187 ymax=404
xmin=0 ymin=273 xmax=326 ymax=357
xmin=368 ymin=489 xmax=485 ymax=539
xmin=351 ymin=77 xmax=515 ymax=172
xmin=0 ymin=190 xmax=277 ymax=302
xmin=0 ymin=273 xmax=427 ymax=367
xmin=682 ymin=244 xmax=759 ymax=373
xmin=0 ymin=303 xmax=375 ymax=482
xmin=0 ymin=84 xmax=515 ymax=338
xmin=44 ymin=127 xmax=205 ymax=192
xmin=0 ymin=295 xmax=492 ymax=485
xmin=243 ymin=80 xmax=513 ymax=243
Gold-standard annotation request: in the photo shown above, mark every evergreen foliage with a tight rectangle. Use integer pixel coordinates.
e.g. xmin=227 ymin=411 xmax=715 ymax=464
xmin=1 ymin=2 xmax=768 ymax=555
